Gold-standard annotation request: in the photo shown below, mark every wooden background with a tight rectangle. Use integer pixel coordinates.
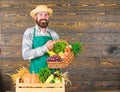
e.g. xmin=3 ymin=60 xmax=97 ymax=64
xmin=0 ymin=0 xmax=120 ymax=92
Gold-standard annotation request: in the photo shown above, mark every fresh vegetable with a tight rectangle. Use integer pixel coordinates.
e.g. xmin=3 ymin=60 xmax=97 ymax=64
xmin=47 ymin=51 xmax=56 ymax=56
xmin=45 ymin=70 xmax=62 ymax=83
xmin=45 ymin=74 xmax=54 ymax=83
xmin=70 ymin=42 xmax=83 ymax=56
xmin=22 ymin=73 xmax=39 ymax=83
xmin=38 ymin=67 xmax=51 ymax=83
xmin=31 ymin=74 xmax=39 ymax=83
xmin=53 ymin=70 xmax=62 ymax=83
xmin=52 ymin=41 xmax=67 ymax=54
xmin=54 ymin=77 xmax=62 ymax=83
xmin=22 ymin=73 xmax=32 ymax=83
xmin=58 ymin=52 xmax=66 ymax=59
xmin=47 ymin=55 xmax=62 ymax=62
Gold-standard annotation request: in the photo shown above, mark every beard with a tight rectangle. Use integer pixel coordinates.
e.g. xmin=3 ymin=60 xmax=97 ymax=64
xmin=36 ymin=19 xmax=49 ymax=28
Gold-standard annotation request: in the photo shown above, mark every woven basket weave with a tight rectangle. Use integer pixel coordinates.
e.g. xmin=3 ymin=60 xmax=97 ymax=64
xmin=47 ymin=52 xmax=74 ymax=68
xmin=47 ymin=40 xmax=74 ymax=68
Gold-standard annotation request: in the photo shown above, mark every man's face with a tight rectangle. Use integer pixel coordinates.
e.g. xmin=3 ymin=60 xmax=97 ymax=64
xmin=35 ymin=12 xmax=49 ymax=28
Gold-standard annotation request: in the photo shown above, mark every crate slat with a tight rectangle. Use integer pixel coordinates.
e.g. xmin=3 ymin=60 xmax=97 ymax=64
xmin=16 ymin=77 xmax=65 ymax=92
xmin=16 ymin=88 xmax=65 ymax=92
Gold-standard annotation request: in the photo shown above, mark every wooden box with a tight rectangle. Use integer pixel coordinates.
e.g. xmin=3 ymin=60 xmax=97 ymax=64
xmin=16 ymin=77 xmax=65 ymax=92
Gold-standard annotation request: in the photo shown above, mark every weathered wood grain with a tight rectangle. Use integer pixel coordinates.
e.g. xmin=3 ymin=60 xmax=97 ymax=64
xmin=68 ymin=68 xmax=120 ymax=81
xmin=1 ymin=10 xmax=120 ymax=22
xmin=1 ymin=32 xmax=120 ymax=46
xmin=1 ymin=57 xmax=120 ymax=74
xmin=0 ymin=0 xmax=120 ymax=92
xmin=0 ymin=44 xmax=120 ymax=58
xmin=66 ymin=81 xmax=120 ymax=92
xmin=0 ymin=21 xmax=120 ymax=34
xmin=70 ymin=57 xmax=120 ymax=68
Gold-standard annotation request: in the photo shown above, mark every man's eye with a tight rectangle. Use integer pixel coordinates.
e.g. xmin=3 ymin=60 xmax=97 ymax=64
xmin=39 ymin=14 xmax=42 ymax=16
xmin=44 ymin=14 xmax=49 ymax=16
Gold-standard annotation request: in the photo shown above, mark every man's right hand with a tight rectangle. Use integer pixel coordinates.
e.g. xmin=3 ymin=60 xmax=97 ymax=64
xmin=45 ymin=40 xmax=56 ymax=50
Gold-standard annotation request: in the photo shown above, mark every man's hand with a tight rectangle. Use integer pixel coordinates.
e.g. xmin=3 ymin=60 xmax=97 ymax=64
xmin=45 ymin=40 xmax=56 ymax=50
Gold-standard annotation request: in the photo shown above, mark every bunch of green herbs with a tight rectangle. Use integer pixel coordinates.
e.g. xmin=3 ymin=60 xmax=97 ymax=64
xmin=52 ymin=42 xmax=67 ymax=54
xmin=70 ymin=42 xmax=83 ymax=56
xmin=38 ymin=67 xmax=51 ymax=83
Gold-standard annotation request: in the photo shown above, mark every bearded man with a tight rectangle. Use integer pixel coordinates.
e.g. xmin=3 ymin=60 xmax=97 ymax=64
xmin=22 ymin=5 xmax=59 ymax=73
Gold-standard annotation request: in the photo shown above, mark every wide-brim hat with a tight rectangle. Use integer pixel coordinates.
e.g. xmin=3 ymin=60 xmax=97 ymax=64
xmin=30 ymin=5 xmax=53 ymax=18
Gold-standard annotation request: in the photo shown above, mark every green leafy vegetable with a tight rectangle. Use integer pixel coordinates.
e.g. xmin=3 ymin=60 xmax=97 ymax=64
xmin=38 ymin=67 xmax=51 ymax=83
xmin=70 ymin=42 xmax=83 ymax=56
xmin=52 ymin=41 xmax=67 ymax=54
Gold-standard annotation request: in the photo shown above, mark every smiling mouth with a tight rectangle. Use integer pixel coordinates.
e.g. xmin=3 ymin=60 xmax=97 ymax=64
xmin=41 ymin=20 xmax=46 ymax=22
xmin=40 ymin=19 xmax=47 ymax=22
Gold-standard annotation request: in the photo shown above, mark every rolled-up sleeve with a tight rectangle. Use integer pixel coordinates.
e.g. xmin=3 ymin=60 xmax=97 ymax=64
xmin=22 ymin=28 xmax=49 ymax=60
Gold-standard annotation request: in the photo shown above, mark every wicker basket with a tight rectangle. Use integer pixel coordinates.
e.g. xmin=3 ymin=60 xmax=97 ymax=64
xmin=47 ymin=51 xmax=74 ymax=68
xmin=47 ymin=40 xmax=74 ymax=68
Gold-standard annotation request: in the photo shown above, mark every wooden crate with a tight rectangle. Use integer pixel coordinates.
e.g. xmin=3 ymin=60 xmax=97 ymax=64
xmin=16 ymin=77 xmax=65 ymax=92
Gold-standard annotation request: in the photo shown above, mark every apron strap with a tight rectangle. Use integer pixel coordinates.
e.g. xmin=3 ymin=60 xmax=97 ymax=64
xmin=32 ymin=27 xmax=36 ymax=48
xmin=47 ymin=31 xmax=53 ymax=40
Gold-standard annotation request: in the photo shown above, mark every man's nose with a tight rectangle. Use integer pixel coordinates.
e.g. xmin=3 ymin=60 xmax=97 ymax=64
xmin=41 ymin=15 xmax=47 ymax=19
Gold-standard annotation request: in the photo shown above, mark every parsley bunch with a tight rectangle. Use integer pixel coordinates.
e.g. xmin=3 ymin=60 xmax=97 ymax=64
xmin=38 ymin=67 xmax=51 ymax=83
xmin=70 ymin=42 xmax=83 ymax=56
xmin=52 ymin=42 xmax=67 ymax=54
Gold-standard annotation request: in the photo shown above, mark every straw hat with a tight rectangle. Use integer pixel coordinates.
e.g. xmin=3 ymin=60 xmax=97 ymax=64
xmin=30 ymin=5 xmax=53 ymax=18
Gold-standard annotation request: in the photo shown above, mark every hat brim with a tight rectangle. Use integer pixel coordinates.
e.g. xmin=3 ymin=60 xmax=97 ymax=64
xmin=30 ymin=8 xmax=53 ymax=18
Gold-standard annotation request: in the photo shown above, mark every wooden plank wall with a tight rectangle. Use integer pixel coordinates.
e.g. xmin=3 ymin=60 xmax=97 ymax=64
xmin=0 ymin=0 xmax=120 ymax=92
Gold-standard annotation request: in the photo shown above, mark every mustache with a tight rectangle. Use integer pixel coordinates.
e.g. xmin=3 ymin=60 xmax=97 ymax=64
xmin=39 ymin=19 xmax=48 ymax=22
